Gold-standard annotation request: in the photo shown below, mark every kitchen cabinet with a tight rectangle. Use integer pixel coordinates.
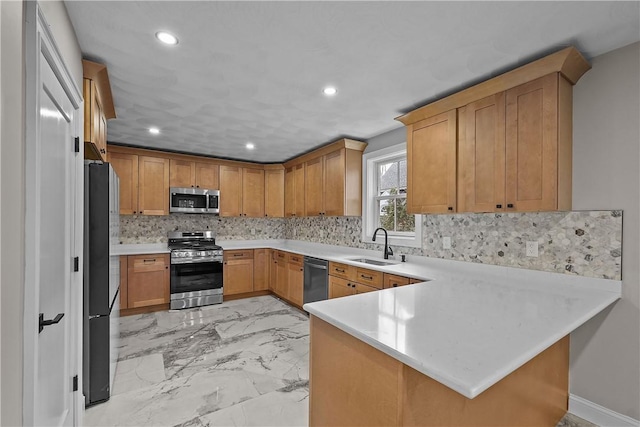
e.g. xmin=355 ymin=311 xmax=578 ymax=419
xmin=223 ymin=250 xmax=254 ymax=295
xmin=329 ymin=262 xmax=356 ymax=281
xmin=285 ymin=164 xmax=306 ymax=217
xmin=329 ymin=264 xmax=382 ymax=299
xmin=109 ymin=151 xmax=169 ymax=215
xmin=383 ymin=274 xmax=411 ymax=289
xmin=269 ymin=250 xmax=278 ymax=292
xmin=274 ymin=252 xmax=289 ymax=299
xmin=220 ymin=165 xmax=243 ymax=217
xmin=126 ymin=254 xmax=170 ymax=308
xmin=398 ymin=48 xmax=589 ymax=215
xmin=329 ymin=275 xmax=356 ymax=299
xmin=303 ymin=146 xmax=364 ymax=217
xmin=253 ymin=248 xmax=270 ymax=291
xmin=82 ymin=60 xmax=115 ymax=162
xmin=109 ymin=151 xmax=139 ymax=215
xmin=355 ymin=267 xmax=383 ymax=290
xmin=170 ymin=159 xmax=219 ymax=189
xmin=355 ymin=283 xmax=378 ymax=294
xmin=242 ymin=168 xmax=265 ymax=217
xmin=138 ymin=156 xmax=170 ymax=215
xmin=119 ymin=256 xmax=128 ymax=309
xmin=406 ymin=109 xmax=458 ymax=214
xmin=459 ymin=74 xmax=572 ymax=212
xmin=264 ymin=167 xmax=285 ymax=217
xmin=287 ymin=253 xmax=304 ymax=306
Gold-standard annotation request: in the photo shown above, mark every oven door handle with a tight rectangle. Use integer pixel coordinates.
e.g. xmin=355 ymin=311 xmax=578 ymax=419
xmin=171 ymin=257 xmax=223 ymax=265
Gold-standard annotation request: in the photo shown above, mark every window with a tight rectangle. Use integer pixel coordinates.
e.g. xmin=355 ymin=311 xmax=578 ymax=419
xmin=362 ymin=143 xmax=422 ymax=248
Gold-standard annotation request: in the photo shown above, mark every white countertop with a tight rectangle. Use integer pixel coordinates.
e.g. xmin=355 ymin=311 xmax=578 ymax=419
xmin=112 ymin=239 xmax=621 ymax=399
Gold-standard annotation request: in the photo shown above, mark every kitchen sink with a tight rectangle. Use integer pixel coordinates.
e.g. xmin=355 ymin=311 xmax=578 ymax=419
xmin=347 ymin=257 xmax=399 ymax=266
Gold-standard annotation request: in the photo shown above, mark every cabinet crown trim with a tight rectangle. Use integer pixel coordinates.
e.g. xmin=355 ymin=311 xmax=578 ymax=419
xmin=82 ymin=59 xmax=116 ymax=119
xmin=396 ymin=46 xmax=590 ymax=125
xmin=283 ymin=138 xmax=367 ymax=168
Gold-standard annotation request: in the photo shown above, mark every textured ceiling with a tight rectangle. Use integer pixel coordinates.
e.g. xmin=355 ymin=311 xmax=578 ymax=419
xmin=64 ymin=1 xmax=640 ymax=163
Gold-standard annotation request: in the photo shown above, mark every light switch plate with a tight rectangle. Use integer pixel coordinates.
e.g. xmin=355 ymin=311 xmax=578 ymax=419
xmin=526 ymin=241 xmax=539 ymax=257
xmin=443 ymin=236 xmax=451 ymax=249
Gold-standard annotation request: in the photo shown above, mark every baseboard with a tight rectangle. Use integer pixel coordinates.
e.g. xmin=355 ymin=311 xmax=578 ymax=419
xmin=569 ymin=394 xmax=639 ymax=427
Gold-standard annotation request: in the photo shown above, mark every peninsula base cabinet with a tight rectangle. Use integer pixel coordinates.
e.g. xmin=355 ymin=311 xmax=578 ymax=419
xmin=120 ymin=254 xmax=170 ymax=315
xmin=309 ymin=316 xmax=569 ymax=427
xmin=223 ymin=250 xmax=255 ymax=296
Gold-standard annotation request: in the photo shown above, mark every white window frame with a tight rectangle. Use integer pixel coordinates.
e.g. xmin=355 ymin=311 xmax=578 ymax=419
xmin=362 ymin=143 xmax=422 ymax=248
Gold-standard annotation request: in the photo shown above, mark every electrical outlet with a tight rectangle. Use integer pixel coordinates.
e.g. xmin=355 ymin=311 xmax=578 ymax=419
xmin=250 ymin=228 xmax=256 ymax=235
xmin=443 ymin=236 xmax=451 ymax=249
xmin=526 ymin=241 xmax=539 ymax=257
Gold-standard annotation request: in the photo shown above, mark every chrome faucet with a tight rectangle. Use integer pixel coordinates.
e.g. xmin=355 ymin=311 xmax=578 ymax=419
xmin=372 ymin=227 xmax=393 ymax=259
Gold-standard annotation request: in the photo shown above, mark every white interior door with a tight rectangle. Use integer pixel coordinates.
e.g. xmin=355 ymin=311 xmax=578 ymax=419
xmin=24 ymin=4 xmax=83 ymax=426
xmin=33 ymin=40 xmax=75 ymax=427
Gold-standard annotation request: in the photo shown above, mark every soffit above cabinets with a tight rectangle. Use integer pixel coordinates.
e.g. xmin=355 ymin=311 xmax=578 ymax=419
xmin=64 ymin=1 xmax=640 ymax=163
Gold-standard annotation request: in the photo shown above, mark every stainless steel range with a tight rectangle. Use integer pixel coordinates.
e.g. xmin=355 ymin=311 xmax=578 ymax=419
xmin=168 ymin=231 xmax=223 ymax=309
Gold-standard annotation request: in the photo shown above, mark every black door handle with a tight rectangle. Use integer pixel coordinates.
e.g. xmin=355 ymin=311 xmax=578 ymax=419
xmin=39 ymin=312 xmax=64 ymax=333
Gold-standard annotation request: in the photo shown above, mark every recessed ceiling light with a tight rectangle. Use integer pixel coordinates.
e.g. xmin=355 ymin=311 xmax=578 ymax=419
xmin=246 ymin=142 xmax=255 ymax=150
xmin=323 ymin=86 xmax=337 ymax=96
xmin=155 ymin=31 xmax=178 ymax=45
xmin=149 ymin=127 xmax=160 ymax=135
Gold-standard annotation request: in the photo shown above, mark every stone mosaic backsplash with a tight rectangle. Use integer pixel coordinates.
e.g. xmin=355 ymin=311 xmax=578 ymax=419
xmin=119 ymin=214 xmax=286 ymax=244
xmin=119 ymin=210 xmax=622 ymax=280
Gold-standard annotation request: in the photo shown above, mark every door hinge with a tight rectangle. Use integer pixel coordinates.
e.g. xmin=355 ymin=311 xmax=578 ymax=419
xmin=72 ymin=375 xmax=78 ymax=391
xmin=73 ymin=256 xmax=79 ymax=272
xmin=74 ymin=137 xmax=80 ymax=153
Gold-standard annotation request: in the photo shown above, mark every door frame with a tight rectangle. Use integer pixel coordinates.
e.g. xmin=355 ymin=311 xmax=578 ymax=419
xmin=24 ymin=2 xmax=84 ymax=425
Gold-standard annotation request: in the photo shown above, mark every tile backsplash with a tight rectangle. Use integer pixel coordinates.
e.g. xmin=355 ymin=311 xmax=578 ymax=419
xmin=120 ymin=210 xmax=622 ymax=280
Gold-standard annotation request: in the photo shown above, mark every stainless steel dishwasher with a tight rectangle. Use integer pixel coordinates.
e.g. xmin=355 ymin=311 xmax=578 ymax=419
xmin=303 ymin=257 xmax=328 ymax=304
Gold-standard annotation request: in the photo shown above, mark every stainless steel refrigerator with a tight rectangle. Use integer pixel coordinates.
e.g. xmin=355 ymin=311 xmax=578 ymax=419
xmin=83 ymin=162 xmax=120 ymax=406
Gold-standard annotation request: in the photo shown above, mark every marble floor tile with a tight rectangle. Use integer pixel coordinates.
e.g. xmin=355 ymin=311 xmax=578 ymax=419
xmin=86 ymin=295 xmax=596 ymax=427
xmin=111 ymin=353 xmax=166 ymax=396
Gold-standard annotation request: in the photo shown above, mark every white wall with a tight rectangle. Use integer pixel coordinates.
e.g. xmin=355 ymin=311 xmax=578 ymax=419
xmin=571 ymin=41 xmax=640 ymax=420
xmin=1 ymin=1 xmax=25 ymax=425
xmin=0 ymin=1 xmax=83 ymax=424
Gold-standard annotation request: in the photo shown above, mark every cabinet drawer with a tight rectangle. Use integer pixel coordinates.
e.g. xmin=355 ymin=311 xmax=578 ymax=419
xmin=128 ymin=254 xmax=168 ymax=273
xmin=223 ymin=250 xmax=254 ymax=261
xmin=383 ymin=274 xmax=411 ymax=289
xmin=288 ymin=253 xmax=303 ymax=265
xmin=329 ymin=262 xmax=355 ymax=280
xmin=355 ymin=283 xmax=378 ymax=294
xmin=276 ymin=250 xmax=288 ymax=261
xmin=355 ymin=268 xmax=383 ymax=289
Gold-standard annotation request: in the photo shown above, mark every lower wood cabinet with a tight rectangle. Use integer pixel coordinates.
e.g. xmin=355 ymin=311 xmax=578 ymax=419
xmin=329 ymin=276 xmax=356 ymax=299
xmin=253 ymin=249 xmax=270 ymax=291
xmin=287 ymin=254 xmax=304 ymax=307
xmin=275 ymin=256 xmax=289 ymax=299
xmin=269 ymin=250 xmax=277 ymax=292
xmin=223 ymin=250 xmax=254 ymax=295
xmin=125 ymin=254 xmax=170 ymax=308
xmin=383 ymin=274 xmax=411 ymax=289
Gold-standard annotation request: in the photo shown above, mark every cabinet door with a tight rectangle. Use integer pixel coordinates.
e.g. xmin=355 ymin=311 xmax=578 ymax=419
xmin=223 ymin=258 xmax=254 ymax=295
xmin=305 ymin=157 xmax=324 ymax=216
xmin=242 ymin=168 xmax=265 ymax=217
xmin=127 ymin=254 xmax=169 ymax=308
xmin=109 ymin=152 xmax=139 ymax=215
xmin=284 ymin=167 xmax=296 ymax=217
xmin=407 ymin=109 xmax=457 ymax=213
xmin=195 ymin=162 xmax=219 ymax=189
xmin=98 ymin=111 xmax=107 ymax=161
xmin=505 ymin=74 xmax=558 ymax=212
xmin=269 ymin=250 xmax=278 ymax=291
xmin=169 ymin=159 xmax=195 ymax=188
xmin=265 ymin=169 xmax=285 ymax=217
xmin=329 ymin=276 xmax=355 ymax=299
xmin=253 ymin=248 xmax=270 ymax=291
xmin=458 ymin=93 xmax=506 ymax=213
xmin=275 ymin=259 xmax=289 ymax=298
xmin=83 ymin=79 xmax=93 ymax=143
xmin=355 ymin=283 xmax=378 ymax=294
xmin=383 ymin=274 xmax=410 ymax=289
xmin=287 ymin=262 xmax=304 ymax=306
xmin=323 ymin=149 xmax=345 ymax=216
xmin=220 ymin=165 xmax=243 ymax=216
xmin=119 ymin=256 xmax=128 ymax=309
xmin=138 ymin=156 xmax=170 ymax=215
xmin=294 ymin=164 xmax=306 ymax=216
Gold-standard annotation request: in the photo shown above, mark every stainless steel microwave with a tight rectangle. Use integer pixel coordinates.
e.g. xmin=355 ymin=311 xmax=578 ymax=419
xmin=169 ymin=188 xmax=220 ymax=214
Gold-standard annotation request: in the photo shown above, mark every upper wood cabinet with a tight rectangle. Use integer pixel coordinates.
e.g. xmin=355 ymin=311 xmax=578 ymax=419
xmin=407 ymin=110 xmax=457 ymax=214
xmin=398 ymin=47 xmax=590 ymax=214
xmin=285 ymin=164 xmax=306 ymax=217
xmin=220 ymin=165 xmax=243 ymax=217
xmin=83 ymin=60 xmax=115 ymax=162
xmin=242 ymin=168 xmax=265 ymax=217
xmin=170 ymin=159 xmax=219 ymax=189
xmin=109 ymin=149 xmax=169 ymax=215
xmin=287 ymin=139 xmax=366 ymax=217
xmin=265 ymin=167 xmax=285 ymax=217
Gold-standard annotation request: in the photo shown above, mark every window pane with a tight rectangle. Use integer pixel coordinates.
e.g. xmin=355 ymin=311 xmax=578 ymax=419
xmin=378 ymin=199 xmax=395 ymax=231
xmin=399 ymin=159 xmax=407 ymax=187
xmin=396 ymin=198 xmax=414 ymax=232
xmin=378 ymin=161 xmax=398 ymax=191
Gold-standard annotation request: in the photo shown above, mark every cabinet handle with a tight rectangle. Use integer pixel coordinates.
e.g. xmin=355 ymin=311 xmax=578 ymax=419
xmin=507 ymin=204 xmax=514 ymax=208
xmin=496 ymin=204 xmax=502 ymax=209
xmin=393 ymin=283 xmax=398 ymax=287
xmin=196 ymin=185 xmax=199 ymax=188
xmin=233 ymin=254 xmax=243 ymax=257
xmin=335 ymin=268 xmax=345 ymax=273
xmin=143 ymin=259 xmax=157 ymax=263
xmin=448 ymin=207 xmax=453 ymax=211
xmin=165 ymin=266 xmax=168 ymax=269
xmin=360 ymin=274 xmax=373 ymax=280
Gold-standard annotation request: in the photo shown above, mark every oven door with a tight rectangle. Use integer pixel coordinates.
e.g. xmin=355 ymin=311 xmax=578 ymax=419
xmin=170 ymin=260 xmax=223 ymax=295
